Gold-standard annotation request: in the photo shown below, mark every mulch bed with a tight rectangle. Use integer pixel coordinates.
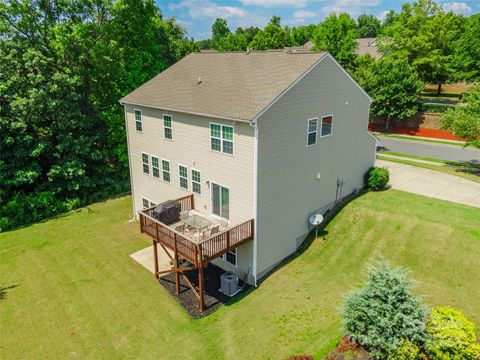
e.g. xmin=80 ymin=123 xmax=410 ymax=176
xmin=324 ymin=336 xmax=372 ymax=360
xmin=369 ymin=124 xmax=460 ymax=141
xmin=159 ymin=263 xmax=250 ymax=318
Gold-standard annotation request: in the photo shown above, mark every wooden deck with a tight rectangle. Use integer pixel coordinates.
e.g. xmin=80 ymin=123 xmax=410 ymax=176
xmin=138 ymin=194 xmax=254 ymax=311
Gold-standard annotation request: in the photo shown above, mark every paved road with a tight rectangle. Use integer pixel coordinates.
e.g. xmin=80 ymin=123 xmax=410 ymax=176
xmin=377 ymin=137 xmax=480 ymax=163
xmin=376 ymin=160 xmax=480 ymax=208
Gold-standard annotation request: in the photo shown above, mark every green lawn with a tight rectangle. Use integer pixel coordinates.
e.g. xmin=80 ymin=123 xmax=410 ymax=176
xmin=1 ymin=191 xmax=479 ymax=359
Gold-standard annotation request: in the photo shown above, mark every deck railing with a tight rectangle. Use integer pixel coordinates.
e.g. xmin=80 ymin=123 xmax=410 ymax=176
xmin=139 ymin=194 xmax=254 ymax=265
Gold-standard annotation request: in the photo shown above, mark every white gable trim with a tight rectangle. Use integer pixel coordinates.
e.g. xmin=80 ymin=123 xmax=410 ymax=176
xmin=251 ymin=52 xmax=372 ymax=125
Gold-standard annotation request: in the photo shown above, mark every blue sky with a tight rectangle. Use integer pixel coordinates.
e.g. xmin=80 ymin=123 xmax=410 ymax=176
xmin=158 ymin=0 xmax=479 ymax=40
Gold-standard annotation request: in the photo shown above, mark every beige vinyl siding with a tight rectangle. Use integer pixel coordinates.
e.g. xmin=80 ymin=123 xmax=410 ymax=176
xmin=255 ymin=55 xmax=376 ymax=278
xmin=125 ymin=105 xmax=255 ymax=279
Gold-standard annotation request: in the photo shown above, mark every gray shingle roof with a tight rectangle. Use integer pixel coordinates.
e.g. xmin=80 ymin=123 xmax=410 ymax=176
xmin=120 ymin=50 xmax=327 ymax=121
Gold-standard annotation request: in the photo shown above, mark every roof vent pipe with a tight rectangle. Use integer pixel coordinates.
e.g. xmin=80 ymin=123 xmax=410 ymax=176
xmin=246 ymin=47 xmax=250 ymax=54
xmin=197 ymin=77 xmax=202 ymax=84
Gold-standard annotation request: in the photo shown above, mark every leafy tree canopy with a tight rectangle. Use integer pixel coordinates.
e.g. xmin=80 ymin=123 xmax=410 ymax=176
xmin=312 ymin=13 xmax=358 ymax=69
xmin=249 ymin=16 xmax=290 ymax=50
xmin=291 ymin=24 xmax=316 ymax=46
xmin=354 ymin=55 xmax=424 ymax=128
xmin=357 ymin=14 xmax=381 ymax=38
xmin=211 ymin=18 xmax=230 ymax=45
xmin=441 ymin=85 xmax=480 ymax=148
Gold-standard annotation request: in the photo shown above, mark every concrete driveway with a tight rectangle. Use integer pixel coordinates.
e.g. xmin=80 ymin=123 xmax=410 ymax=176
xmin=376 ymin=159 xmax=480 ymax=208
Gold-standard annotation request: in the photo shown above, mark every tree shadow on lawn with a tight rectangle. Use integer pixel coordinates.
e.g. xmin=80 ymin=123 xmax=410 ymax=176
xmin=0 ymin=284 xmax=19 ymax=300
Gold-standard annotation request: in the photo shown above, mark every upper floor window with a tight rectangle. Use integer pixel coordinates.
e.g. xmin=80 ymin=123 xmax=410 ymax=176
xmin=179 ymin=165 xmax=188 ymax=189
xmin=210 ymin=123 xmax=234 ymax=154
xmin=192 ymin=169 xmax=201 ymax=195
xmin=307 ymin=118 xmax=318 ymax=146
xmin=151 ymin=156 xmax=160 ymax=179
xmin=163 ymin=115 xmax=172 ymax=139
xmin=141 ymin=153 xmax=149 ymax=174
xmin=321 ymin=115 xmax=333 ymax=137
xmin=134 ymin=109 xmax=143 ymax=132
xmin=162 ymin=160 xmax=171 ymax=183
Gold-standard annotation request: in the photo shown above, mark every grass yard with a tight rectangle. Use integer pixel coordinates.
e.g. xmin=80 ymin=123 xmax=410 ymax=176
xmin=1 ymin=191 xmax=479 ymax=359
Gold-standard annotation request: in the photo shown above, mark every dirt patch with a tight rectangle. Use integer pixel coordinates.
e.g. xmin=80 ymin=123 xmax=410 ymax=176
xmin=324 ymin=337 xmax=372 ymax=360
xmin=159 ymin=263 xmax=250 ymax=318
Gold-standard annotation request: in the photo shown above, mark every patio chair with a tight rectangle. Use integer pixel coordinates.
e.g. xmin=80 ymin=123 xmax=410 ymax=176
xmin=175 ymin=224 xmax=185 ymax=234
xmin=204 ymin=224 xmax=219 ymax=239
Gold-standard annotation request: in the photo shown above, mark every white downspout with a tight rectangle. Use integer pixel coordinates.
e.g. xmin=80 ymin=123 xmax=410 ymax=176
xmin=251 ymin=119 xmax=259 ymax=287
xmin=123 ymin=104 xmax=137 ymax=222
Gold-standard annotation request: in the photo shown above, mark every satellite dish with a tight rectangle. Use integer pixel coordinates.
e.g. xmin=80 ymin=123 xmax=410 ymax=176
xmin=309 ymin=213 xmax=324 ymax=226
xmin=309 ymin=213 xmax=324 ymax=239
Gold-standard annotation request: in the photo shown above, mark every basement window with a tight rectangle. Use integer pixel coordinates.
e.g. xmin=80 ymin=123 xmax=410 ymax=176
xmin=307 ymin=118 xmax=318 ymax=146
xmin=163 ymin=115 xmax=172 ymax=140
xmin=222 ymin=248 xmax=237 ymax=267
xmin=134 ymin=109 xmax=142 ymax=132
xmin=142 ymin=198 xmax=149 ymax=209
xmin=141 ymin=153 xmax=149 ymax=175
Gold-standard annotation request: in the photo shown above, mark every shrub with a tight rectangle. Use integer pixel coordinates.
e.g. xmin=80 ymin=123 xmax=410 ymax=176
xmin=387 ymin=340 xmax=423 ymax=360
xmin=341 ymin=260 xmax=428 ymax=359
xmin=425 ymin=307 xmax=480 ymax=360
xmin=366 ymin=167 xmax=389 ymax=190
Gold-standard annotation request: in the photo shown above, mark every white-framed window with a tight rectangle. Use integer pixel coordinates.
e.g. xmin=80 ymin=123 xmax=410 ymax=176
xmin=210 ymin=123 xmax=234 ymax=154
xmin=179 ymin=164 xmax=188 ymax=189
xmin=192 ymin=169 xmax=201 ymax=195
xmin=163 ymin=114 xmax=172 ymax=140
xmin=222 ymin=248 xmax=237 ymax=267
xmin=307 ymin=118 xmax=318 ymax=146
xmin=151 ymin=156 xmax=160 ymax=179
xmin=141 ymin=152 xmax=149 ymax=174
xmin=162 ymin=159 xmax=171 ymax=183
xmin=142 ymin=198 xmax=156 ymax=209
xmin=321 ymin=115 xmax=333 ymax=137
xmin=134 ymin=109 xmax=142 ymax=132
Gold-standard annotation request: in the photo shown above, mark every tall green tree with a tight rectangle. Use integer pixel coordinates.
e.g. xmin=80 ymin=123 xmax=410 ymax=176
xmin=380 ymin=0 xmax=463 ymax=94
xmin=249 ymin=16 xmax=289 ymax=50
xmin=312 ymin=13 xmax=358 ymax=69
xmin=357 ymin=14 xmax=381 ymax=38
xmin=441 ymin=85 xmax=480 ymax=148
xmin=355 ymin=55 xmax=424 ymax=129
xmin=217 ymin=33 xmax=248 ymax=51
xmin=454 ymin=14 xmax=480 ymax=82
xmin=291 ymin=24 xmax=316 ymax=46
xmin=211 ymin=18 xmax=230 ymax=46
xmin=235 ymin=26 xmax=259 ymax=44
xmin=0 ymin=0 xmax=194 ymax=230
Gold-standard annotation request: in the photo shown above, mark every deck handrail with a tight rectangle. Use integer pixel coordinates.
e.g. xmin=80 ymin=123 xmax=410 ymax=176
xmin=139 ymin=194 xmax=254 ymax=265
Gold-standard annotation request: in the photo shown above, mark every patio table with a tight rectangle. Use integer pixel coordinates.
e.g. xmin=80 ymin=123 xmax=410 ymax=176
xmin=183 ymin=214 xmax=213 ymax=241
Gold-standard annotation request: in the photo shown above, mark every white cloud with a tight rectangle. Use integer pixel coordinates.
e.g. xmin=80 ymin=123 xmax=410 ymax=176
xmin=321 ymin=0 xmax=380 ymax=17
xmin=173 ymin=0 xmax=247 ymax=19
xmin=284 ymin=10 xmax=318 ymax=25
xmin=377 ymin=10 xmax=389 ymax=21
xmin=442 ymin=2 xmax=472 ymax=14
xmin=239 ymin=0 xmax=309 ymax=8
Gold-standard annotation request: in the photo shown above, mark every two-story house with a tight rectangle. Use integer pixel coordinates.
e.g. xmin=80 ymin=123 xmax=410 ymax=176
xmin=120 ymin=50 xmax=376 ymax=311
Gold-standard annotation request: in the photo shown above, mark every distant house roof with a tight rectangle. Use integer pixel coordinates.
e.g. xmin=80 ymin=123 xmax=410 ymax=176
xmin=355 ymin=38 xmax=381 ymax=59
xmin=121 ymin=50 xmax=327 ymax=121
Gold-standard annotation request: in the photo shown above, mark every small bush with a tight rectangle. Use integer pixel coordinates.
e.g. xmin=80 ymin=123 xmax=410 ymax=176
xmin=425 ymin=307 xmax=480 ymax=360
xmin=341 ymin=260 xmax=427 ymax=359
xmin=366 ymin=167 xmax=389 ymax=190
xmin=388 ymin=340 xmax=423 ymax=360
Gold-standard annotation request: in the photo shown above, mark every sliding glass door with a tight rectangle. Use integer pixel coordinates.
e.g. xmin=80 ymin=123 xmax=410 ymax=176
xmin=211 ymin=183 xmax=229 ymax=220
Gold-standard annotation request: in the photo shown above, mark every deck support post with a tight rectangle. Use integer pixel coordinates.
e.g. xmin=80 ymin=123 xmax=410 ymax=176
xmin=153 ymin=240 xmax=159 ymax=279
xmin=198 ymin=244 xmax=205 ymax=312
xmin=173 ymin=233 xmax=180 ymax=294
